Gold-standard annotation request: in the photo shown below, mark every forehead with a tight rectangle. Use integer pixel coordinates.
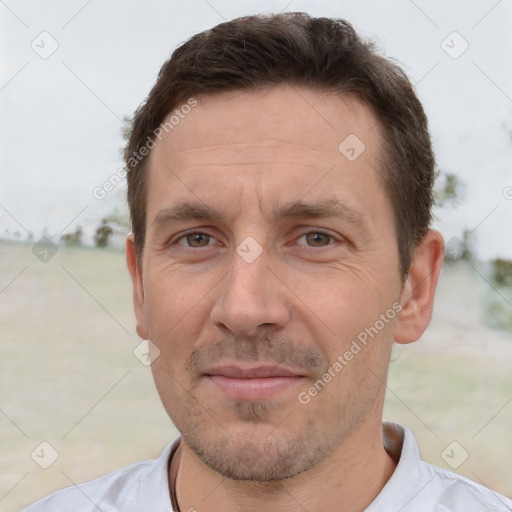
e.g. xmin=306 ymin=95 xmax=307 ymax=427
xmin=158 ymin=86 xmax=380 ymax=160
xmin=145 ymin=85 xmax=387 ymax=224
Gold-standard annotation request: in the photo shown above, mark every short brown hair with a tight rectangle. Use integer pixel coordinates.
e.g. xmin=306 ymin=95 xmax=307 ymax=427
xmin=125 ymin=12 xmax=435 ymax=276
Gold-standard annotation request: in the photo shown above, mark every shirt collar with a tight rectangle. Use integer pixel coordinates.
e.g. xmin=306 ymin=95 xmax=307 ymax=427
xmin=366 ymin=421 xmax=426 ymax=511
xmin=155 ymin=422 xmax=422 ymax=512
xmin=141 ymin=436 xmax=181 ymax=511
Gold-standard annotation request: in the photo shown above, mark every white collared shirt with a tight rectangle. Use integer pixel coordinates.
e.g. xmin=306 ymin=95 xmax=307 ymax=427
xmin=22 ymin=422 xmax=512 ymax=511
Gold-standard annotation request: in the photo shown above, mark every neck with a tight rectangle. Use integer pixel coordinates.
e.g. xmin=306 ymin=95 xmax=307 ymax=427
xmin=174 ymin=419 xmax=396 ymax=512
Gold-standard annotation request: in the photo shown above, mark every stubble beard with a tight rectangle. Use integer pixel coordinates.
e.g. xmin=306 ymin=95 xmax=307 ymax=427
xmin=177 ymin=389 xmax=375 ymax=483
xmin=163 ymin=333 xmax=382 ymax=482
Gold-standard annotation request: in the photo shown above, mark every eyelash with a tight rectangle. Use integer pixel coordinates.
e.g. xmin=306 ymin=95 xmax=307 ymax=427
xmin=175 ymin=231 xmax=217 ymax=248
xmin=172 ymin=229 xmax=340 ymax=248
xmin=295 ymin=230 xmax=339 ymax=247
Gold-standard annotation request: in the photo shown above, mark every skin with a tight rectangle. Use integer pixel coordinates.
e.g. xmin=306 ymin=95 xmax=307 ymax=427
xmin=126 ymin=85 xmax=444 ymax=512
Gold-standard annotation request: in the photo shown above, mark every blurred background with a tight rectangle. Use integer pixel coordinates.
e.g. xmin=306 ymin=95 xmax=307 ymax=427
xmin=1 ymin=0 xmax=511 ymax=510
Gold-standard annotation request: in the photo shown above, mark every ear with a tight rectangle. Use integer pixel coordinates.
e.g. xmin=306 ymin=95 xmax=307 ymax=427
xmin=394 ymin=229 xmax=444 ymax=344
xmin=126 ymin=234 xmax=149 ymax=340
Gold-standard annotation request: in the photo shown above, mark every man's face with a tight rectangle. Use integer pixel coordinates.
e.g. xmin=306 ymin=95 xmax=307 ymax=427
xmin=132 ymin=86 xmax=404 ymax=480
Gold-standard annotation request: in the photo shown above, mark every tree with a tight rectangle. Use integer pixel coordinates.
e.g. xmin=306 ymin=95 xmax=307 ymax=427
xmin=60 ymin=226 xmax=83 ymax=246
xmin=94 ymin=218 xmax=113 ymax=248
xmin=103 ymin=210 xmax=129 ymax=232
xmin=459 ymin=230 xmax=473 ymax=262
xmin=121 ymin=115 xmax=132 ymax=143
xmin=434 ymin=171 xmax=464 ymax=208
xmin=491 ymin=258 xmax=512 ymax=287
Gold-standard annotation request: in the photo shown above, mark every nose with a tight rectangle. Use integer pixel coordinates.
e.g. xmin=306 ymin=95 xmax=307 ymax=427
xmin=209 ymin=246 xmax=290 ymax=337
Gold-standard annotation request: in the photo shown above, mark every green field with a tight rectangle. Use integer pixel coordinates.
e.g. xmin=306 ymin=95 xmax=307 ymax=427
xmin=1 ymin=240 xmax=511 ymax=510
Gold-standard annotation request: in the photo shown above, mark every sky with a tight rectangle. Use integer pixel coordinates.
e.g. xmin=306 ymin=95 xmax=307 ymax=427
xmin=1 ymin=0 xmax=511 ymax=260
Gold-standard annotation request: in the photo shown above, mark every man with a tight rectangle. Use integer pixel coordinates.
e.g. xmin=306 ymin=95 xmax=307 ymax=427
xmin=24 ymin=12 xmax=512 ymax=512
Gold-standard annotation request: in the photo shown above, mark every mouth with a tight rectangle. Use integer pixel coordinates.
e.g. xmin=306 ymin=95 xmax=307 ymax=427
xmin=203 ymin=365 xmax=306 ymax=400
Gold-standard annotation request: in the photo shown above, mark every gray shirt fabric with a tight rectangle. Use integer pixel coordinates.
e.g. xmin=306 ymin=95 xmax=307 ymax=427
xmin=22 ymin=422 xmax=512 ymax=511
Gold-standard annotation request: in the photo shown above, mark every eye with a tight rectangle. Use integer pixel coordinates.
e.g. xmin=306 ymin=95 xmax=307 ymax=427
xmin=297 ymin=231 xmax=336 ymax=247
xmin=177 ymin=232 xmax=214 ymax=248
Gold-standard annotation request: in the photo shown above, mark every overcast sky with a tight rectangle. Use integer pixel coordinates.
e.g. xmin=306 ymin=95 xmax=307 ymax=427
xmin=1 ymin=0 xmax=511 ymax=259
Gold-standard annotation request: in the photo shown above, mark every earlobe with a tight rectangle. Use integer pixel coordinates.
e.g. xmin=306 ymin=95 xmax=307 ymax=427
xmin=394 ymin=230 xmax=444 ymax=345
xmin=126 ymin=234 xmax=149 ymax=340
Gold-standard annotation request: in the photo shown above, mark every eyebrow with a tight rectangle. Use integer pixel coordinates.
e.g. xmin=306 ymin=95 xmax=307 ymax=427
xmin=152 ymin=202 xmax=226 ymax=230
xmin=152 ymin=198 xmax=369 ymax=232
xmin=272 ymin=199 xmax=367 ymax=228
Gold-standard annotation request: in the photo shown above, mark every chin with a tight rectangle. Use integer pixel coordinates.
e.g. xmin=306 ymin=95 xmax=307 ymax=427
xmin=182 ymin=416 xmax=331 ymax=482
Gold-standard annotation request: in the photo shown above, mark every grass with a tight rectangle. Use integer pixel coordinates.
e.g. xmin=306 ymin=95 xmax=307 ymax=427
xmin=0 ymin=240 xmax=510 ymax=510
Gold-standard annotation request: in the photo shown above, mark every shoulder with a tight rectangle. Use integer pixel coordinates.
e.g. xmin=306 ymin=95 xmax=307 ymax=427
xmin=375 ymin=422 xmax=512 ymax=511
xmin=420 ymin=460 xmax=512 ymax=511
xmin=21 ymin=461 xmax=151 ymax=512
xmin=21 ymin=441 xmax=178 ymax=512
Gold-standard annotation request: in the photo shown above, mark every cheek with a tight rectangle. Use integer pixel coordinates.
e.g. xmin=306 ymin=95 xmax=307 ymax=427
xmin=288 ymin=268 xmax=400 ymax=375
xmin=143 ymin=270 xmax=210 ymax=358
xmin=291 ymin=271 xmax=391 ymax=329
xmin=316 ymin=317 xmax=395 ymax=408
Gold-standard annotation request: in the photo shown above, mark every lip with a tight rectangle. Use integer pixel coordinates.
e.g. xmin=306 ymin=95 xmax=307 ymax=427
xmin=204 ymin=365 xmax=305 ymax=400
xmin=205 ymin=365 xmax=303 ymax=379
